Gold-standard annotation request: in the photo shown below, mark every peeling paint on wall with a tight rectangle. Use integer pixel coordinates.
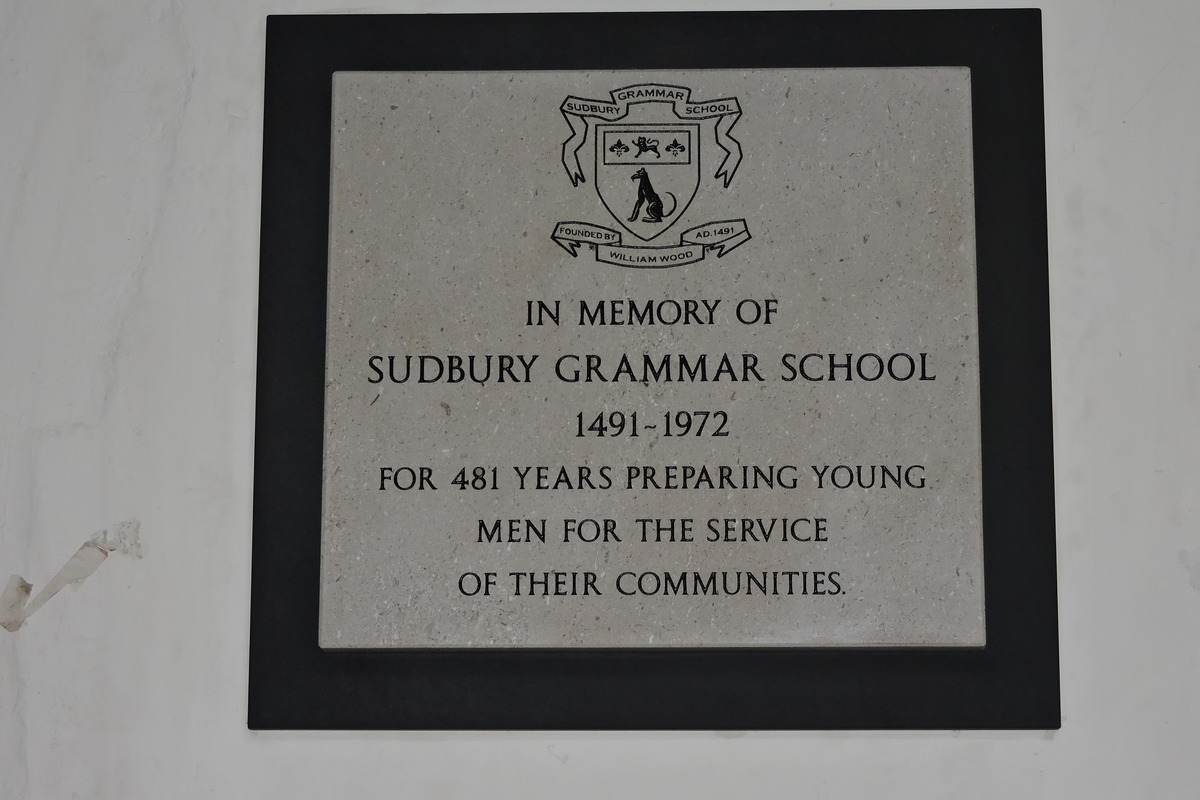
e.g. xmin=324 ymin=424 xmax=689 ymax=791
xmin=0 ymin=520 xmax=142 ymax=632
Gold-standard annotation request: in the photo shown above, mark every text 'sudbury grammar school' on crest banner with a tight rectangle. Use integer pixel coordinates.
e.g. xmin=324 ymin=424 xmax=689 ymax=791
xmin=553 ymin=83 xmax=751 ymax=268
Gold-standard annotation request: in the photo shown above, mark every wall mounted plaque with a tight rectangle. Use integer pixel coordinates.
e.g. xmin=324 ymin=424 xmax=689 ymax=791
xmin=251 ymin=10 xmax=1058 ymax=729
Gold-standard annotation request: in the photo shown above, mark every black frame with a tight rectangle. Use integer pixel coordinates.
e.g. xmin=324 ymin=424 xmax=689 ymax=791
xmin=251 ymin=10 xmax=1058 ymax=730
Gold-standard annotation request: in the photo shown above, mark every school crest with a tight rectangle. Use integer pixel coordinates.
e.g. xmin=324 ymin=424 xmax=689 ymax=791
xmin=552 ymin=84 xmax=751 ymax=269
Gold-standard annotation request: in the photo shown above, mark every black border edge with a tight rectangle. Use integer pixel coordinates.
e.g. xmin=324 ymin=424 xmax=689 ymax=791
xmin=250 ymin=9 xmax=1058 ymax=730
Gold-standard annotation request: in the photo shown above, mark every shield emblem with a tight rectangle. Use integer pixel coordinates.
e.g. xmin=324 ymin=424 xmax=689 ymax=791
xmin=594 ymin=123 xmax=700 ymax=242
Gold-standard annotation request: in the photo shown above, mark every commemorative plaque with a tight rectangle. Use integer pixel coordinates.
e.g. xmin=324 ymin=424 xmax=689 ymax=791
xmin=251 ymin=11 xmax=1058 ymax=729
xmin=320 ymin=68 xmax=983 ymax=649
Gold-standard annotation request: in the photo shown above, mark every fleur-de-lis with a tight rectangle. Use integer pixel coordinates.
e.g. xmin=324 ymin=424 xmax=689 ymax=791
xmin=609 ymin=139 xmax=630 ymax=155
xmin=665 ymin=139 xmax=686 ymax=155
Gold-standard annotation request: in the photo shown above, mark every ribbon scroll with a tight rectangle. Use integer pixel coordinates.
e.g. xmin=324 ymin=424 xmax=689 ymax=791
xmin=560 ymin=83 xmax=744 ymax=188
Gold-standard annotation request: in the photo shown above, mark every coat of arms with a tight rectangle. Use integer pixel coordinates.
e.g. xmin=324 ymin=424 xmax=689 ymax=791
xmin=552 ymin=83 xmax=751 ymax=268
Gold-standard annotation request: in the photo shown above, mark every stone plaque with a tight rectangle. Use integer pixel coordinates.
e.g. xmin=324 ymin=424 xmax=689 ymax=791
xmin=318 ymin=68 xmax=984 ymax=649
xmin=253 ymin=10 xmax=1058 ymax=730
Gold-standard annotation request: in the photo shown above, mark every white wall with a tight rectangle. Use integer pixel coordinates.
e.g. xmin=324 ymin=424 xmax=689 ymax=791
xmin=1 ymin=1 xmax=1197 ymax=797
